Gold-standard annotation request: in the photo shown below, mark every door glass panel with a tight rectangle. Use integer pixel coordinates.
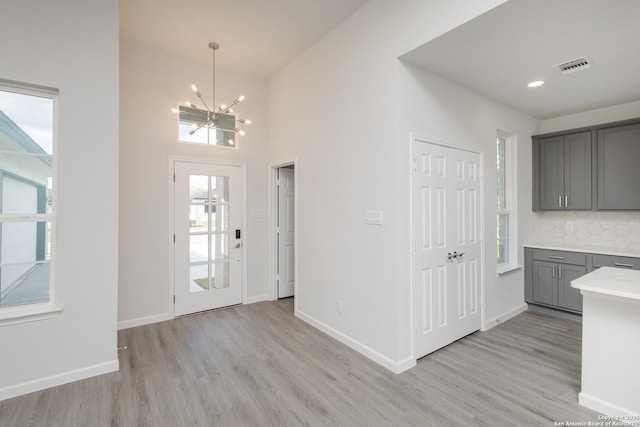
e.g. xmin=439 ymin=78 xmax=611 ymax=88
xmin=211 ymin=262 xmax=229 ymax=289
xmin=189 ymin=175 xmax=210 ymax=202
xmin=210 ymin=205 xmax=229 ymax=231
xmin=189 ymin=204 xmax=208 ymax=233
xmin=189 ymin=234 xmax=208 ymax=263
xmin=189 ymin=264 xmax=209 ymax=293
xmin=211 ymin=233 xmax=229 ymax=260
xmin=211 ymin=176 xmax=229 ymax=203
xmin=187 ymin=172 xmax=232 ymax=294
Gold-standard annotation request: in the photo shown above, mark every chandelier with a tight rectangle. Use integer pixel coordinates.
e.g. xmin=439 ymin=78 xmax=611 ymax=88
xmin=173 ymin=42 xmax=250 ymax=146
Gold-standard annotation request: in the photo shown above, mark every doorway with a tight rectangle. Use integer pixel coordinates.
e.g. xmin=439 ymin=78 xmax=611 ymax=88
xmin=271 ymin=163 xmax=296 ymax=300
xmin=173 ymin=160 xmax=244 ymax=316
xmin=412 ymin=137 xmax=483 ymax=359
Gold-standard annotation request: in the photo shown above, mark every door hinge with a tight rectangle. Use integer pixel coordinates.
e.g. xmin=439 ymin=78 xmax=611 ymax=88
xmin=173 ymin=295 xmax=175 ymax=303
xmin=412 ymin=158 xmax=419 ymax=171
xmin=173 ymin=173 xmax=176 ymax=182
xmin=173 ymin=234 xmax=175 ymax=243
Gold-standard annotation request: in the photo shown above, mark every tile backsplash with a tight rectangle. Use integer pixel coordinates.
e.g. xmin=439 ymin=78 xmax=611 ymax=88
xmin=531 ymin=211 xmax=640 ymax=250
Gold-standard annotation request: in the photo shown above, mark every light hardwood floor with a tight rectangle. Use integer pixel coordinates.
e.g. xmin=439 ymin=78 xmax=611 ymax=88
xmin=1 ymin=299 xmax=601 ymax=426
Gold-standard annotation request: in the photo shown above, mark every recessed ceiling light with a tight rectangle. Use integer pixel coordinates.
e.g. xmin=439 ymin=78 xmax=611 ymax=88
xmin=527 ymin=80 xmax=544 ymax=88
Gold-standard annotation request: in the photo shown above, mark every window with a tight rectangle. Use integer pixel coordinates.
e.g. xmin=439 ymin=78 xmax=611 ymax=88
xmin=497 ymin=132 xmax=517 ymax=272
xmin=0 ymin=80 xmax=56 ymax=316
xmin=178 ymin=106 xmax=237 ymax=147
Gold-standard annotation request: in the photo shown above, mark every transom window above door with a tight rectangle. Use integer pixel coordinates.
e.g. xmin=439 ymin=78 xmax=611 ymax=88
xmin=177 ymin=106 xmax=238 ymax=147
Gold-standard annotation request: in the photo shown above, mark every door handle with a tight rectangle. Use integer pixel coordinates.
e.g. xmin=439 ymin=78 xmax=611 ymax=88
xmin=558 ymin=265 xmax=562 ymax=279
xmin=552 ymin=265 xmax=556 ymax=278
xmin=235 ymin=243 xmax=242 ymax=249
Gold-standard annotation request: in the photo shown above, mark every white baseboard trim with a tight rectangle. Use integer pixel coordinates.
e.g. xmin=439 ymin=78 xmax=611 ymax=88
xmin=579 ymin=392 xmax=639 ymax=419
xmin=482 ymin=304 xmax=528 ymax=331
xmin=245 ymin=294 xmax=268 ymax=304
xmin=296 ymin=310 xmax=416 ymax=374
xmin=118 ymin=313 xmax=172 ymax=330
xmin=0 ymin=359 xmax=119 ymax=401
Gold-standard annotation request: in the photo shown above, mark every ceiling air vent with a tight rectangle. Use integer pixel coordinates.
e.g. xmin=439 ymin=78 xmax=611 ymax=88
xmin=555 ymin=57 xmax=591 ymax=74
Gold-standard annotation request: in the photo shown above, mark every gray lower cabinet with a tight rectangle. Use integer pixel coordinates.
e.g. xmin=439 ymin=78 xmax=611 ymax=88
xmin=527 ymin=249 xmax=586 ymax=313
xmin=597 ymin=123 xmax=640 ymax=209
xmin=526 ymin=247 xmax=640 ymax=313
xmin=591 ymin=254 xmax=640 ymax=270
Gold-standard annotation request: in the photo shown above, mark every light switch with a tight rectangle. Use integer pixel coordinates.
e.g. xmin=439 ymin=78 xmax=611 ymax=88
xmin=364 ymin=210 xmax=383 ymax=225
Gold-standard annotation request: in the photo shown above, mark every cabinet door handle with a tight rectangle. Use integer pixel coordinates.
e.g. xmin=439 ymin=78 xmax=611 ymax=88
xmin=548 ymin=255 xmax=565 ymax=260
xmin=564 ymin=196 xmax=568 ymax=207
xmin=614 ymin=262 xmax=634 ymax=268
xmin=558 ymin=196 xmax=562 ymax=208
xmin=552 ymin=265 xmax=556 ymax=278
xmin=558 ymin=265 xmax=562 ymax=279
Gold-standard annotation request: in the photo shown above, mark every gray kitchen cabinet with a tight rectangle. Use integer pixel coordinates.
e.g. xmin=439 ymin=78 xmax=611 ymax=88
xmin=597 ymin=123 xmax=640 ymax=209
xmin=526 ymin=248 xmax=586 ymax=313
xmin=591 ymin=254 xmax=640 ymax=270
xmin=534 ymin=132 xmax=592 ymax=210
xmin=531 ymin=261 xmax=558 ymax=306
xmin=558 ymin=264 xmax=585 ymax=312
xmin=525 ymin=247 xmax=640 ymax=314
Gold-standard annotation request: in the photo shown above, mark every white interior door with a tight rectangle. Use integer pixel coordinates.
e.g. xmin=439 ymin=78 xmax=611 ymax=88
xmin=174 ymin=161 xmax=242 ymax=316
xmin=277 ymin=167 xmax=295 ymax=298
xmin=414 ymin=140 xmax=482 ymax=359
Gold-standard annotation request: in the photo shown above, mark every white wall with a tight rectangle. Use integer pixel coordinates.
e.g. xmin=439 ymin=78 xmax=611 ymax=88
xmin=538 ymin=100 xmax=640 ymax=134
xmin=118 ymin=42 xmax=269 ymax=328
xmin=268 ymin=0 xmax=514 ymax=371
xmin=0 ymin=0 xmax=119 ymax=399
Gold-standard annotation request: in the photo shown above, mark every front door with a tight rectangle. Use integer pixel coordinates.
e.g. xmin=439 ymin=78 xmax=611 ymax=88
xmin=174 ymin=161 xmax=243 ymax=316
xmin=413 ymin=140 xmax=482 ymax=358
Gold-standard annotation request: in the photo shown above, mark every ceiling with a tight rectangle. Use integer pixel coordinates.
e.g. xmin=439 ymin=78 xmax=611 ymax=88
xmin=401 ymin=0 xmax=640 ymax=120
xmin=120 ymin=0 xmax=369 ymax=78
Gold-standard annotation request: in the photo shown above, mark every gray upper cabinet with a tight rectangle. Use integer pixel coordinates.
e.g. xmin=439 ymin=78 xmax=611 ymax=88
xmin=534 ymin=132 xmax=592 ymax=210
xmin=597 ymin=123 xmax=640 ymax=209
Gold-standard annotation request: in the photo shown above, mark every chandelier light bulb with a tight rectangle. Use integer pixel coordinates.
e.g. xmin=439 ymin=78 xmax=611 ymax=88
xmin=238 ymin=129 xmax=246 ymax=136
xmin=238 ymin=95 xmax=245 ymax=102
xmin=171 ymin=108 xmax=179 ymax=113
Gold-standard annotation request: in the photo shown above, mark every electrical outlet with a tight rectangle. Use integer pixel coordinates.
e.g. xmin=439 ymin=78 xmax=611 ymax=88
xmin=336 ymin=299 xmax=343 ymax=314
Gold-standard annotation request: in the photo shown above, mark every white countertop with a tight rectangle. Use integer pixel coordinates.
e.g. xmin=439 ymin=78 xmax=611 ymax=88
xmin=524 ymin=242 xmax=640 ymax=258
xmin=571 ymin=266 xmax=640 ymax=301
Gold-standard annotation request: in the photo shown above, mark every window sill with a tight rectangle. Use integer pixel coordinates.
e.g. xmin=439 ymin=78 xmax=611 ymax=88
xmin=0 ymin=303 xmax=63 ymax=327
xmin=496 ymin=264 xmax=522 ymax=276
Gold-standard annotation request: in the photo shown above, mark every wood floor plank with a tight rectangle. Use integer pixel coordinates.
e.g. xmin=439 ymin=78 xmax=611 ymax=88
xmin=0 ymin=299 xmax=603 ymax=426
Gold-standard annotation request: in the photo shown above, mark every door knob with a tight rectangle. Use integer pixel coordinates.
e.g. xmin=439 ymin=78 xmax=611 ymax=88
xmin=235 ymin=243 xmax=242 ymax=248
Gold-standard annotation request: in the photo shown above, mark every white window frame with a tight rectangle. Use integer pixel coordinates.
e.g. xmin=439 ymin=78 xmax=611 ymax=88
xmin=496 ymin=131 xmax=519 ymax=275
xmin=0 ymin=79 xmax=61 ymax=325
